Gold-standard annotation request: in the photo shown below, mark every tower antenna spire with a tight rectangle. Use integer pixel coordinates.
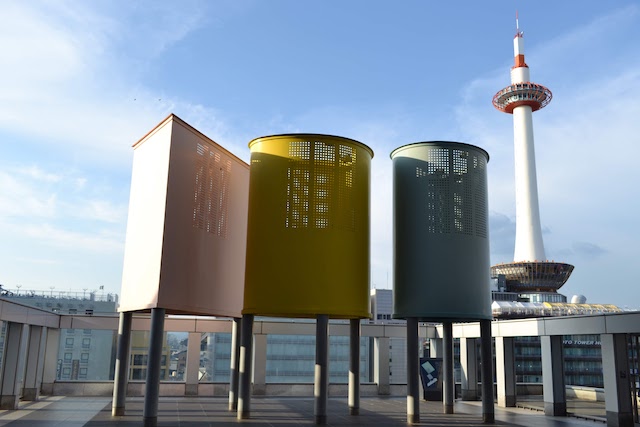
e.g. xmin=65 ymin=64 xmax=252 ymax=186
xmin=515 ymin=11 xmax=523 ymax=37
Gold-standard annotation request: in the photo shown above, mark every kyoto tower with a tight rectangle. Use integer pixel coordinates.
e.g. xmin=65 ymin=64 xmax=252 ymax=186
xmin=491 ymin=16 xmax=574 ymax=294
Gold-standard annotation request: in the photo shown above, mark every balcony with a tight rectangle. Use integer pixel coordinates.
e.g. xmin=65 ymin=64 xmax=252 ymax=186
xmin=0 ymin=297 xmax=638 ymax=425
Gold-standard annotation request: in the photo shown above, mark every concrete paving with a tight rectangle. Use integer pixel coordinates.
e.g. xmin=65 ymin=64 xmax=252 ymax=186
xmin=515 ymin=396 xmax=606 ymax=423
xmin=0 ymin=396 xmax=615 ymax=427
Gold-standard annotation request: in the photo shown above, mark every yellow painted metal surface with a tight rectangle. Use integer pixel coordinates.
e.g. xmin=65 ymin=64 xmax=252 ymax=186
xmin=243 ymin=134 xmax=373 ymax=319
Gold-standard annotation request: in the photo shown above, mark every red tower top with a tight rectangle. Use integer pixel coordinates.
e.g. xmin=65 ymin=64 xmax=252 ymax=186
xmin=492 ymin=14 xmax=552 ymax=114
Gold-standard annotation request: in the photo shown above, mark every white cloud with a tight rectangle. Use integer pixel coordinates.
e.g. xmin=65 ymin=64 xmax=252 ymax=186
xmin=19 ymin=166 xmax=63 ymax=183
xmin=0 ymin=2 xmax=226 ymax=166
xmin=0 ymin=171 xmax=58 ymax=218
xmin=21 ymin=223 xmax=123 ymax=253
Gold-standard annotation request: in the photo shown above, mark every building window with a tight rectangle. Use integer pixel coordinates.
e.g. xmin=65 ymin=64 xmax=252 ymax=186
xmin=80 ymin=353 xmax=90 ymax=362
xmin=133 ymin=354 xmax=147 ymax=366
xmin=132 ymin=369 xmax=146 ymax=380
xmin=82 ymin=338 xmax=90 ymax=349
xmin=64 ymin=353 xmax=72 ymax=361
xmin=65 ymin=338 xmax=74 ymax=348
xmin=83 ymin=329 xmax=92 ymax=335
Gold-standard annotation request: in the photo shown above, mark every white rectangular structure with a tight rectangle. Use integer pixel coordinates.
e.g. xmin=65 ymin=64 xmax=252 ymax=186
xmin=120 ymin=114 xmax=249 ymax=317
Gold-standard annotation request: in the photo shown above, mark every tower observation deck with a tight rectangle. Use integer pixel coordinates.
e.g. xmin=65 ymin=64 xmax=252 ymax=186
xmin=491 ymin=18 xmax=574 ymax=293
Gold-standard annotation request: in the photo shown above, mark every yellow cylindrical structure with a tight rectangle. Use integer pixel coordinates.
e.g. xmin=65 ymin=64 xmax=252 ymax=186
xmin=244 ymin=134 xmax=373 ymax=319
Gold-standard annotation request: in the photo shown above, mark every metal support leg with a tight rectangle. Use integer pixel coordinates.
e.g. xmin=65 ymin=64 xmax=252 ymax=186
xmin=315 ymin=314 xmax=329 ymax=424
xmin=237 ymin=314 xmax=254 ymax=420
xmin=143 ymin=308 xmax=165 ymax=427
xmin=480 ymin=319 xmax=495 ymax=423
xmin=407 ymin=317 xmax=419 ymax=424
xmin=229 ymin=317 xmax=241 ymax=411
xmin=112 ymin=311 xmax=132 ymax=416
xmin=349 ymin=318 xmax=360 ymax=415
xmin=443 ymin=321 xmax=454 ymax=414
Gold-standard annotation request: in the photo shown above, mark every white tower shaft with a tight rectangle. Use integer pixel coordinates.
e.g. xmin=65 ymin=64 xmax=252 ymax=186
xmin=510 ymin=35 xmax=546 ymax=262
xmin=512 ymin=106 xmax=546 ymax=261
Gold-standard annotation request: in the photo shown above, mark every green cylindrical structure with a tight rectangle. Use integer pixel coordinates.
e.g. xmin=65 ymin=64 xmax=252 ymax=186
xmin=244 ymin=134 xmax=373 ymax=319
xmin=391 ymin=142 xmax=491 ymax=321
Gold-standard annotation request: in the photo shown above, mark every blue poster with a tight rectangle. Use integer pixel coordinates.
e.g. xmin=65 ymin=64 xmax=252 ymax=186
xmin=419 ymin=357 xmax=443 ymax=400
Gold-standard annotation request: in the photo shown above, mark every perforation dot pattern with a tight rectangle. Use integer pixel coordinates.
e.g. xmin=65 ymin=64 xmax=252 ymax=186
xmin=414 ymin=146 xmax=487 ymax=237
xmin=192 ymin=143 xmax=231 ymax=237
xmin=285 ymin=140 xmax=358 ymax=231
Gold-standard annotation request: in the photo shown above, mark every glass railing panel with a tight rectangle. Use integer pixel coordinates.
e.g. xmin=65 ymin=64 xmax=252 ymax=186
xmin=57 ymin=328 xmax=116 ymax=381
xmin=199 ymin=332 xmax=231 ymax=382
xmin=128 ymin=331 xmax=188 ymax=381
xmin=267 ymin=335 xmax=370 ymax=384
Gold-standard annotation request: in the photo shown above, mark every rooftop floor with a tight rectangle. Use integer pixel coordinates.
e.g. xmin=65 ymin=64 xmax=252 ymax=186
xmin=0 ymin=396 xmax=608 ymax=427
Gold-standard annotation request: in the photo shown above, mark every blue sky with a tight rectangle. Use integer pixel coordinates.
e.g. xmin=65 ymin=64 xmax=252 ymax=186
xmin=0 ymin=1 xmax=638 ymax=308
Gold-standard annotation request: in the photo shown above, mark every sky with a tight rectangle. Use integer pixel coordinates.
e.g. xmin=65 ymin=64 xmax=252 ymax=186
xmin=0 ymin=1 xmax=638 ymax=308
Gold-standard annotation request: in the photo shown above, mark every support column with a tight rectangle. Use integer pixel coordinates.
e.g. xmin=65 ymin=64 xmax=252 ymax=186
xmin=228 ymin=317 xmax=241 ymax=411
xmin=253 ymin=333 xmax=267 ymax=395
xmin=374 ymin=336 xmax=390 ymax=395
xmin=315 ymin=314 xmax=329 ymax=425
xmin=348 ymin=318 xmax=360 ymax=415
xmin=429 ymin=337 xmax=443 ymax=358
xmin=495 ymin=336 xmax=516 ymax=407
xmin=541 ymin=335 xmax=566 ymax=416
xmin=601 ymin=333 xmax=633 ymax=427
xmin=0 ymin=322 xmax=29 ymax=409
xmin=480 ymin=319 xmax=495 ymax=424
xmin=237 ymin=314 xmax=254 ymax=420
xmin=112 ymin=311 xmax=132 ymax=416
xmin=185 ymin=332 xmax=201 ymax=396
xmin=40 ymin=328 xmax=60 ymax=395
xmin=407 ymin=317 xmax=420 ymax=424
xmin=143 ymin=308 xmax=165 ymax=427
xmin=460 ymin=337 xmax=478 ymax=401
xmin=22 ymin=326 xmax=47 ymax=401
xmin=442 ymin=321 xmax=454 ymax=414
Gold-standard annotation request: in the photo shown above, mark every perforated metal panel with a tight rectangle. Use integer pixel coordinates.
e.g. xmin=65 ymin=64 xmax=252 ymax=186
xmin=244 ymin=134 xmax=373 ymax=319
xmin=413 ymin=146 xmax=487 ymax=237
xmin=193 ymin=143 xmax=231 ymax=238
xmin=282 ymin=140 xmax=358 ymax=231
xmin=391 ymin=141 xmax=491 ymax=321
